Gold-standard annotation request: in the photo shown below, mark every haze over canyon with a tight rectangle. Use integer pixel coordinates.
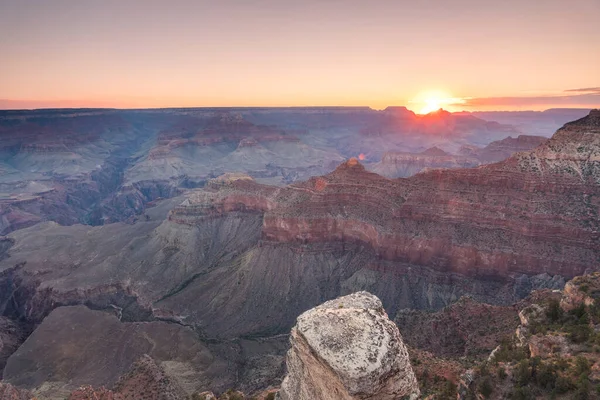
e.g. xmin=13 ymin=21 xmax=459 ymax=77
xmin=0 ymin=105 xmax=597 ymax=399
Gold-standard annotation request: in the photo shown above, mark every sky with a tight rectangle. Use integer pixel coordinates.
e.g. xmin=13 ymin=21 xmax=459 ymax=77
xmin=1 ymin=0 xmax=599 ymax=112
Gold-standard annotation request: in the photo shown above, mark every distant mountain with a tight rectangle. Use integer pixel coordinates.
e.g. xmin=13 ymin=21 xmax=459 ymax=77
xmin=369 ymin=134 xmax=547 ymax=178
xmin=420 ymin=146 xmax=449 ymax=156
xmin=458 ymin=134 xmax=548 ymax=163
xmin=472 ymin=108 xmax=591 ymax=136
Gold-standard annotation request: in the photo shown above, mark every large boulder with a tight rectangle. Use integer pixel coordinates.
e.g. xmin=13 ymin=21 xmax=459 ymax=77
xmin=278 ymin=291 xmax=419 ymax=400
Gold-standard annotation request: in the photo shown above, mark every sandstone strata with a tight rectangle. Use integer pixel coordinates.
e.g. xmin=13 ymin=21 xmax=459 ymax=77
xmin=190 ymin=110 xmax=600 ymax=280
xmin=278 ymin=292 xmax=419 ymax=400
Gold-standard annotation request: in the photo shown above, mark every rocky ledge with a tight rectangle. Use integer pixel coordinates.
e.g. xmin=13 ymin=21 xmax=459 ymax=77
xmin=278 ymin=292 xmax=419 ymax=400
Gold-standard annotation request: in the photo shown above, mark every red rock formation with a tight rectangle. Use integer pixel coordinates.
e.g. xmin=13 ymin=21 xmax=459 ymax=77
xmin=177 ymin=110 xmax=600 ymax=280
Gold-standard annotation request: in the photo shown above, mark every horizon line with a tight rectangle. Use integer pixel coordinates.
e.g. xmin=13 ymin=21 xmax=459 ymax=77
xmin=0 ymin=105 xmax=596 ymax=114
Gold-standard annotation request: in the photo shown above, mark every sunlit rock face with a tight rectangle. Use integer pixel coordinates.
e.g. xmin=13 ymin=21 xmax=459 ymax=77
xmin=278 ymin=292 xmax=419 ymax=400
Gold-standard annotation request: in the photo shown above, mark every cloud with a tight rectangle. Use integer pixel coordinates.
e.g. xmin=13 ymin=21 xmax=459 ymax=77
xmin=461 ymin=91 xmax=600 ymax=109
xmin=564 ymin=87 xmax=600 ymax=94
xmin=0 ymin=99 xmax=117 ymax=110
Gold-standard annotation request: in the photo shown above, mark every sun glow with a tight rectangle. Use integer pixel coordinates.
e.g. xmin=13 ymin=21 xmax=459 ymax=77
xmin=411 ymin=90 xmax=466 ymax=114
xmin=420 ymin=98 xmax=443 ymax=114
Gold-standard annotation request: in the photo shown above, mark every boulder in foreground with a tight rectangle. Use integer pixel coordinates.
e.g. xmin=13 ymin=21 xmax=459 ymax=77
xmin=278 ymin=291 xmax=419 ymax=400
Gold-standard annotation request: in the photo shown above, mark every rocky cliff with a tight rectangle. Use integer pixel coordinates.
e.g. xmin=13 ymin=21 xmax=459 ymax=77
xmin=452 ymin=272 xmax=600 ymax=399
xmin=376 ymin=272 xmax=600 ymax=398
xmin=53 ymin=273 xmax=600 ymax=399
xmin=278 ymin=292 xmax=419 ymax=400
xmin=192 ymin=111 xmax=600 ymax=280
xmin=458 ymin=134 xmax=548 ymax=163
xmin=32 ymin=293 xmax=418 ymax=400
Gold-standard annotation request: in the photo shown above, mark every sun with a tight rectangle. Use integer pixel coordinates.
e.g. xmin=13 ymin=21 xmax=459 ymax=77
xmin=420 ymin=98 xmax=442 ymax=114
xmin=411 ymin=90 xmax=465 ymax=114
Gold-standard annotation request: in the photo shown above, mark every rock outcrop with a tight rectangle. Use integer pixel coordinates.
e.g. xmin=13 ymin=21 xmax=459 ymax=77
xmin=396 ymin=296 xmax=520 ymax=358
xmin=0 ymin=382 xmax=33 ymax=400
xmin=116 ymin=354 xmax=188 ymax=400
xmin=278 ymin=292 xmax=419 ymax=400
xmin=456 ymin=271 xmax=600 ymax=399
xmin=560 ymin=272 xmax=600 ymax=312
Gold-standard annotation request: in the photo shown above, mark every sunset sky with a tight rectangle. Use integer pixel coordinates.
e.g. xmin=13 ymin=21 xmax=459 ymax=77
xmin=1 ymin=0 xmax=599 ymax=111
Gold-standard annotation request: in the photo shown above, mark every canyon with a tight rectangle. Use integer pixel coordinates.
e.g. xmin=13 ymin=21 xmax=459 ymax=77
xmin=1 ymin=107 xmax=576 ymax=235
xmin=0 ymin=107 xmax=596 ymax=398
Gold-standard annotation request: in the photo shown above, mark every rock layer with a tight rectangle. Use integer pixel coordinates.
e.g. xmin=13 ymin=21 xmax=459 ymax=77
xmin=194 ymin=110 xmax=600 ymax=280
xmin=369 ymin=148 xmax=480 ymax=178
xmin=0 ymin=107 xmax=550 ymax=234
xmin=459 ymin=134 xmax=547 ymax=163
xmin=278 ymin=292 xmax=419 ymax=400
